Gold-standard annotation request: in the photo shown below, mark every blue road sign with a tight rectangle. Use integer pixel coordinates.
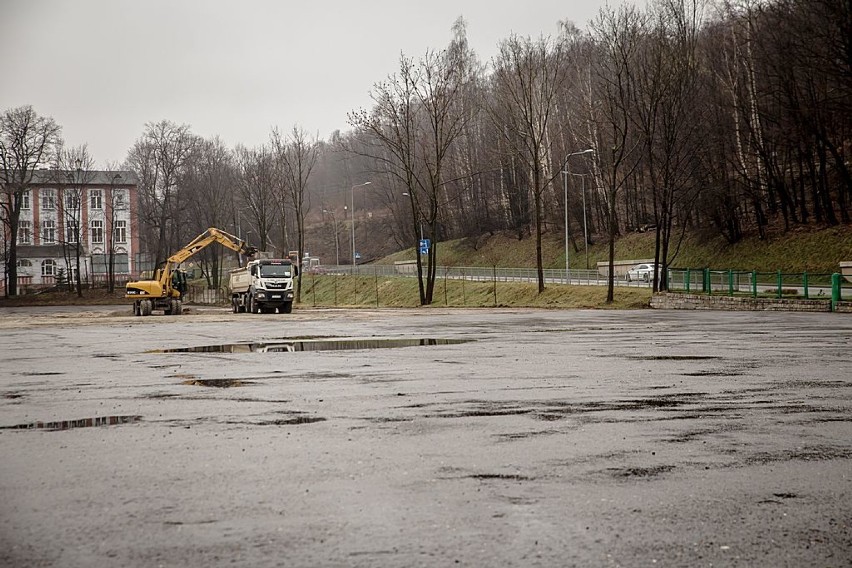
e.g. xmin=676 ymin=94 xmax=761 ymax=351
xmin=418 ymin=239 xmax=430 ymax=255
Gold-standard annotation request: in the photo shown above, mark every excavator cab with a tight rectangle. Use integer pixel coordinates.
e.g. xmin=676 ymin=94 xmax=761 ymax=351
xmin=171 ymin=269 xmax=188 ymax=297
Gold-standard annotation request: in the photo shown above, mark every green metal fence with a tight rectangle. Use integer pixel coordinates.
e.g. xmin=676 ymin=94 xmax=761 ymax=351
xmin=668 ymin=268 xmax=849 ymax=310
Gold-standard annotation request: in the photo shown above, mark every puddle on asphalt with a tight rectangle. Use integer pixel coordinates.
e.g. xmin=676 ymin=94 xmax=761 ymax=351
xmin=152 ymin=338 xmax=472 ymax=354
xmin=625 ymin=355 xmax=721 ymax=361
xmin=183 ymin=379 xmax=256 ymax=388
xmin=0 ymin=415 xmax=142 ymax=431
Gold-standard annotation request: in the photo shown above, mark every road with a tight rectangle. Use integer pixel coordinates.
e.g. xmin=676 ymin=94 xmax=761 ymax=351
xmin=1 ymin=306 xmax=850 ymax=567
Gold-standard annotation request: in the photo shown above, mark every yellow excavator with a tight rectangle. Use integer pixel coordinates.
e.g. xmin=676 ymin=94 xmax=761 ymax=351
xmin=126 ymin=227 xmax=257 ymax=316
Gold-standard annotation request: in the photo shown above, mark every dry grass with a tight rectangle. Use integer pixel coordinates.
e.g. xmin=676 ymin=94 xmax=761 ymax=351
xmin=299 ymin=274 xmax=651 ymax=309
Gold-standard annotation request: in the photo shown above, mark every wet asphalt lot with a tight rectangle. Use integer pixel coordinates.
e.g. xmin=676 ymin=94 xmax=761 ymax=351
xmin=0 ymin=306 xmax=850 ymax=567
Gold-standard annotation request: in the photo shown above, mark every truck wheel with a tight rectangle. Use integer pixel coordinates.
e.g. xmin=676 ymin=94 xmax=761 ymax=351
xmin=232 ymin=298 xmax=238 ymax=313
xmin=281 ymin=302 xmax=293 ymax=314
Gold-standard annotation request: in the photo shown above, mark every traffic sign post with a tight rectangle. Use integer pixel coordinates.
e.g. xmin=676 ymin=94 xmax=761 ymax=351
xmin=418 ymin=239 xmax=430 ymax=255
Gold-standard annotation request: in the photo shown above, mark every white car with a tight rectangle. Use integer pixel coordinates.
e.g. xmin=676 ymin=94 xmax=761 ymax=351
xmin=627 ymin=263 xmax=655 ymax=282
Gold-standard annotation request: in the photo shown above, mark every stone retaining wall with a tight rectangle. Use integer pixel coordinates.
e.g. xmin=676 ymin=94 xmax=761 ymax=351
xmin=651 ymin=293 xmax=839 ymax=312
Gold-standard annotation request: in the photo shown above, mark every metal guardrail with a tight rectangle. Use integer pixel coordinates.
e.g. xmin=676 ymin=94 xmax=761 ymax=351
xmin=312 ymin=265 xmax=654 ymax=288
xmin=668 ymin=268 xmax=849 ymax=310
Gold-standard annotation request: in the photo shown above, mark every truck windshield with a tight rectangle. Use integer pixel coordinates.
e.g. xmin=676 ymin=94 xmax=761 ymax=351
xmin=260 ymin=265 xmax=292 ymax=278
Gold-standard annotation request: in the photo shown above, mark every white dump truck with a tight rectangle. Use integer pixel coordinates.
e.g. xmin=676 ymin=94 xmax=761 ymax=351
xmin=229 ymin=258 xmax=297 ymax=314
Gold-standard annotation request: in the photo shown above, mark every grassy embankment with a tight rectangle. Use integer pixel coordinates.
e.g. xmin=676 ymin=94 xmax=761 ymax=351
xmin=301 ymin=225 xmax=849 ymax=309
xmin=381 ymin=225 xmax=851 ymax=273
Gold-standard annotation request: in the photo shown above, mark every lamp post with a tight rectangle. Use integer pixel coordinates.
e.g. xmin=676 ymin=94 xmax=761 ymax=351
xmin=571 ymin=173 xmax=591 ymax=269
xmin=322 ymin=209 xmax=340 ymax=266
xmin=562 ymin=149 xmax=595 ymax=281
xmin=350 ymin=181 xmax=371 ymax=267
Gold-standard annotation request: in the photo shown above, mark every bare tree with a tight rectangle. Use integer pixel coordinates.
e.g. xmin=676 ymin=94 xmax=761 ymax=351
xmin=55 ymin=144 xmax=96 ymax=296
xmin=591 ymin=4 xmax=644 ymax=302
xmin=0 ymin=105 xmax=62 ymax=296
xmin=349 ymin=56 xmax=424 ymax=300
xmin=182 ymin=137 xmax=238 ymax=288
xmin=272 ymin=126 xmax=319 ymax=301
xmin=633 ymin=0 xmax=705 ymax=290
xmin=234 ymin=145 xmax=277 ymax=252
xmin=490 ymin=34 xmax=569 ymax=293
xmin=126 ymin=120 xmax=198 ymax=267
xmin=350 ymin=45 xmax=474 ymax=305
xmin=103 ymin=162 xmax=126 ymax=293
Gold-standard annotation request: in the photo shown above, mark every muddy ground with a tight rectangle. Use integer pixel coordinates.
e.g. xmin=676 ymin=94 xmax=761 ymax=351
xmin=1 ymin=306 xmax=850 ymax=567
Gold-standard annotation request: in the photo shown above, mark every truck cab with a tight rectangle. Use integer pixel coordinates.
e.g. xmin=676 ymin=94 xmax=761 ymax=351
xmin=230 ymin=258 xmax=297 ymax=314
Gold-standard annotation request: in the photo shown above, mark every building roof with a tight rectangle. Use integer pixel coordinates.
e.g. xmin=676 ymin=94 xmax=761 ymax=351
xmin=28 ymin=169 xmax=139 ymax=186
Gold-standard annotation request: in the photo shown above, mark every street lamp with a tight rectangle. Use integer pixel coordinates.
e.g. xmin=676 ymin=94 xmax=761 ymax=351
xmin=570 ymin=173 xmax=591 ymax=270
xmin=562 ymin=149 xmax=595 ymax=281
xmin=322 ymin=209 xmax=340 ymax=266
xmin=350 ymin=181 xmax=371 ymax=267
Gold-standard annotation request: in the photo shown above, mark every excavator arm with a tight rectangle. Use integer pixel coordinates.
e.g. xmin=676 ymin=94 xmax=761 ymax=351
xmin=167 ymin=228 xmax=258 ymax=265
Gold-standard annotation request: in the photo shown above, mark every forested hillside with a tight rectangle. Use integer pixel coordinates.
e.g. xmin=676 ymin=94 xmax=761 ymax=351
xmin=309 ymin=0 xmax=850 ymax=300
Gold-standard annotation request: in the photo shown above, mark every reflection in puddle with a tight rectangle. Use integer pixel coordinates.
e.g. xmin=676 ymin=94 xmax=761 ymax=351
xmin=1 ymin=415 xmax=142 ymax=431
xmin=153 ymin=338 xmax=472 ymax=354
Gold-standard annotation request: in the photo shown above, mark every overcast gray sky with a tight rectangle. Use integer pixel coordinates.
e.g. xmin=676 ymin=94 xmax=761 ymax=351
xmin=1 ymin=0 xmax=636 ymax=167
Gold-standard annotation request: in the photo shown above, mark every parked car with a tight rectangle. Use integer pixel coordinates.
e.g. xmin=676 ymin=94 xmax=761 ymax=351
xmin=627 ymin=263 xmax=655 ymax=282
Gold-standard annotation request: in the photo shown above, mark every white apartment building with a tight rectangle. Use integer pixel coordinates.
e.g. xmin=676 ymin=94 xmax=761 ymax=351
xmin=3 ymin=169 xmax=139 ymax=291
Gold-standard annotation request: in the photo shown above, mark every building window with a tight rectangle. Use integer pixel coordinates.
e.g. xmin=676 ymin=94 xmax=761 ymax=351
xmin=17 ymin=220 xmax=32 ymax=244
xmin=114 ymin=220 xmax=127 ymax=243
xmin=91 ymin=219 xmax=104 ymax=244
xmin=20 ymin=190 xmax=30 ymax=210
xmin=16 ymin=259 xmax=33 ymax=271
xmin=90 ymin=189 xmax=103 ymax=210
xmin=41 ymin=219 xmax=56 ymax=244
xmin=66 ymin=223 xmax=78 ymax=244
xmin=41 ymin=259 xmax=56 ymax=277
xmin=113 ymin=189 xmax=127 ymax=210
xmin=65 ymin=191 xmax=80 ymax=211
xmin=41 ymin=188 xmax=56 ymax=210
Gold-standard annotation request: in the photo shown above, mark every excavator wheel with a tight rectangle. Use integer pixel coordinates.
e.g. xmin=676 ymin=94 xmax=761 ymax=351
xmin=140 ymin=299 xmax=152 ymax=316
